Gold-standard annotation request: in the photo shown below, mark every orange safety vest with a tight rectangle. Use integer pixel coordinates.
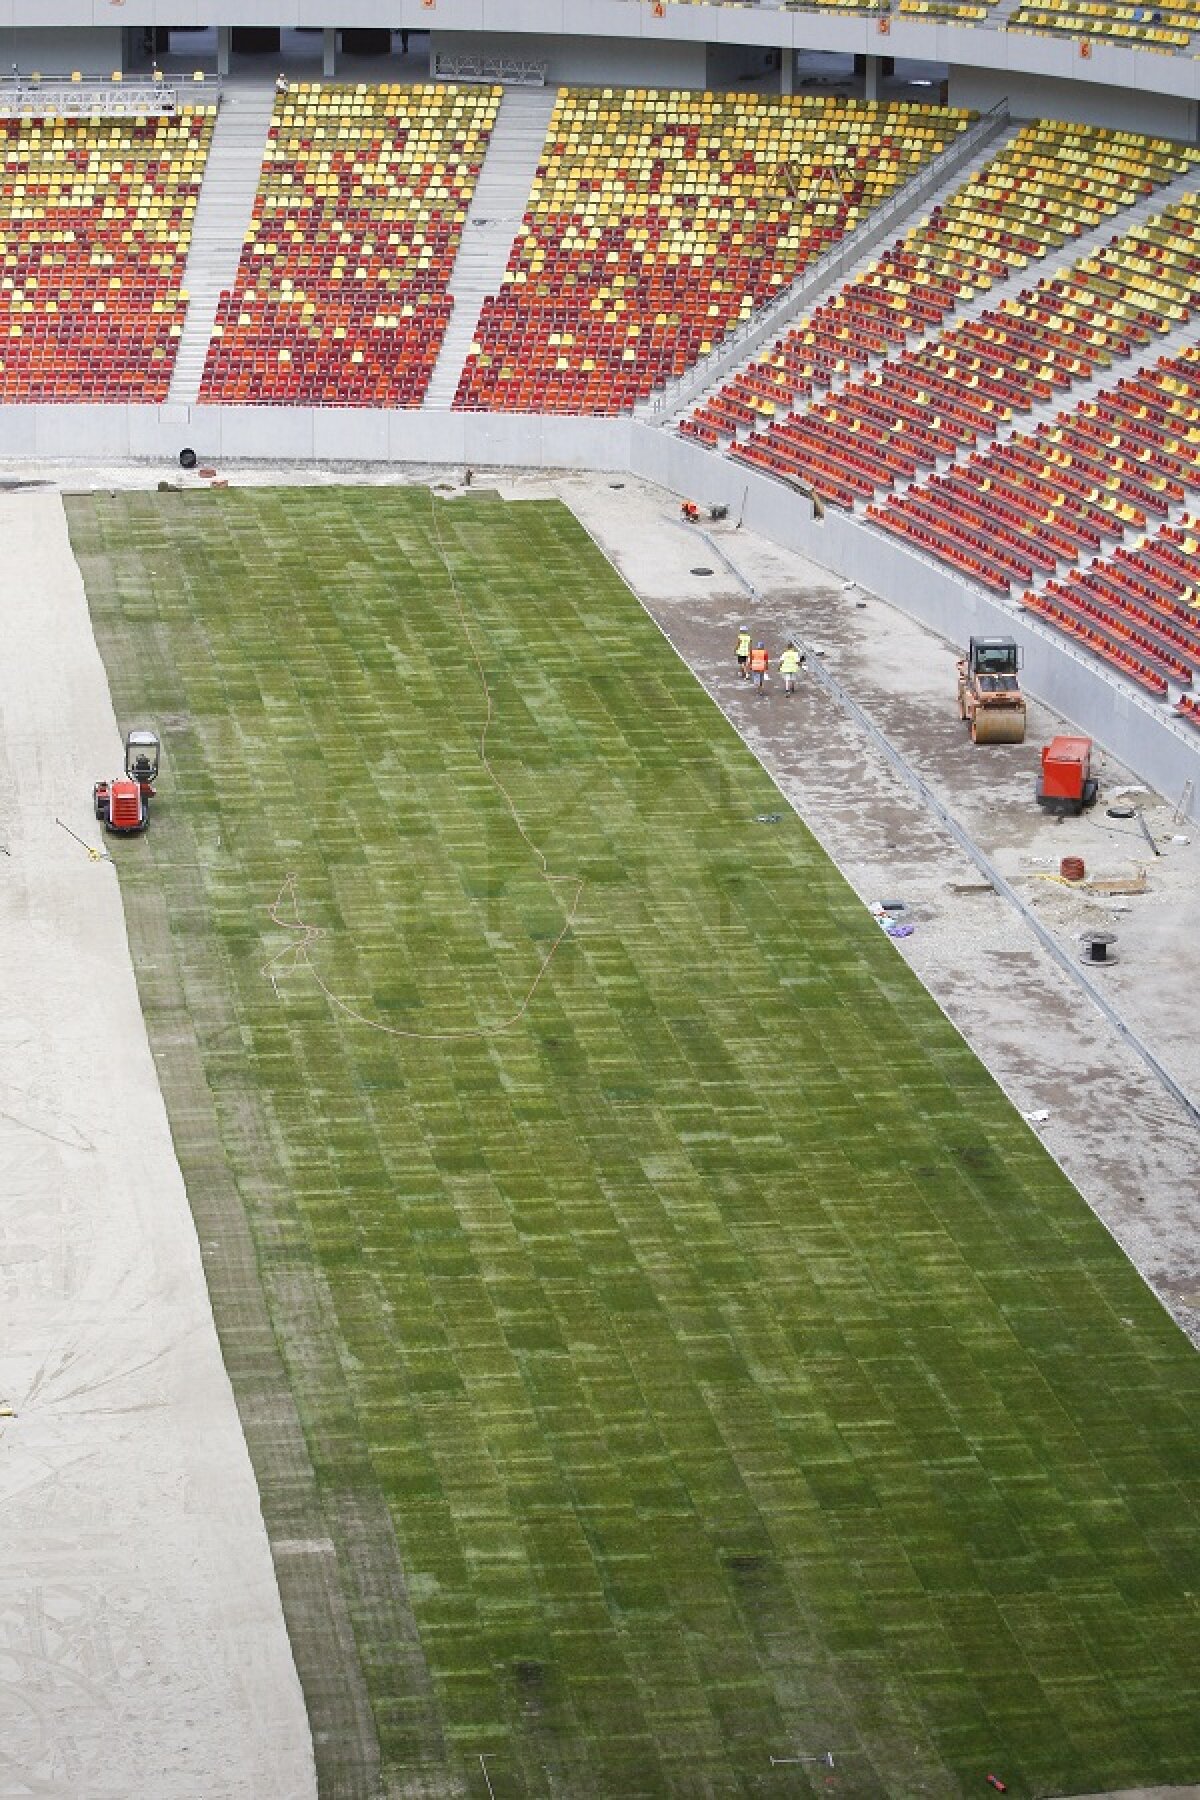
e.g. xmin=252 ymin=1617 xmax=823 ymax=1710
xmin=749 ymin=646 xmax=769 ymax=673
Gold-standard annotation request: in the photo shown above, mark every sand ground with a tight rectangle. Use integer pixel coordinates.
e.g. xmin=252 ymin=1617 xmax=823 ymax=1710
xmin=0 ymin=492 xmax=315 ymax=1799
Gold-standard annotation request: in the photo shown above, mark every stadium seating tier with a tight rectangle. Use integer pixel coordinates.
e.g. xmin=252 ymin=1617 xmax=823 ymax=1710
xmin=684 ymin=124 xmax=1198 ymax=446
xmin=0 ymin=107 xmax=214 ymax=402
xmin=201 ymin=82 xmax=500 ymax=407
xmin=455 ymin=91 xmax=971 ymax=414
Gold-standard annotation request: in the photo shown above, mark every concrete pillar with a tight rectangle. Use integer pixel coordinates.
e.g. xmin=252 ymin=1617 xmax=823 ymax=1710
xmin=864 ymin=53 xmax=880 ymax=102
xmin=323 ymin=27 xmax=337 ymax=78
xmin=217 ymin=26 xmax=231 ymax=77
xmin=780 ymin=48 xmax=793 ymax=96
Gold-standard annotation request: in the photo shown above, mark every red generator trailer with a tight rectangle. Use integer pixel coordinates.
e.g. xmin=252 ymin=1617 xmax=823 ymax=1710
xmin=94 ymin=729 xmax=160 ymax=835
xmin=1036 ymin=734 xmax=1098 ymax=816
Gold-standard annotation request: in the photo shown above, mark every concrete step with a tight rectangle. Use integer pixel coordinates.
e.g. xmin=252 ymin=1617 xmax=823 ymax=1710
xmin=168 ymin=85 xmax=276 ymax=403
xmin=423 ymin=85 xmax=558 ymax=410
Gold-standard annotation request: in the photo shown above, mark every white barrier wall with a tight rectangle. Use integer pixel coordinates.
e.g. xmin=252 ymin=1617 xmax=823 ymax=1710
xmin=0 ymin=402 xmax=635 ymax=473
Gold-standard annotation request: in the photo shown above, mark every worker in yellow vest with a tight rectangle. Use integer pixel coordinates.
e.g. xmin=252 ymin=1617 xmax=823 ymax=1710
xmin=735 ymin=627 xmax=752 ymax=679
xmin=779 ymin=641 xmax=805 ymax=696
xmin=749 ymin=641 xmax=769 ymax=697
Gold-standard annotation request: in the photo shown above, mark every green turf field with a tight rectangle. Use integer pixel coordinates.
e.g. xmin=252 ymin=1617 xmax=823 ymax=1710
xmin=71 ymin=486 xmax=1200 ymax=1800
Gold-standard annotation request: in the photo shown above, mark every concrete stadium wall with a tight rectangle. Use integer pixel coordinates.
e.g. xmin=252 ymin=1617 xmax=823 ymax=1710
xmin=0 ymin=402 xmax=634 ymax=473
xmin=2 ymin=26 xmax=121 ymax=72
xmin=949 ymin=62 xmax=1199 ymax=138
xmin=3 ymin=397 xmax=1195 ymax=812
xmin=429 ymin=30 xmax=707 ymax=88
xmin=5 ymin=0 xmax=1200 ymax=119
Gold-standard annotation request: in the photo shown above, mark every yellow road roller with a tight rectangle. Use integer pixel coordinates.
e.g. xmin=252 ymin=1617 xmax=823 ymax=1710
xmin=957 ymin=637 xmax=1027 ymax=744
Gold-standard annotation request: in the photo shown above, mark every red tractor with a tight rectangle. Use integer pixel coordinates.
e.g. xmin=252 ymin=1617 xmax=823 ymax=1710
xmin=94 ymin=729 xmax=160 ymax=835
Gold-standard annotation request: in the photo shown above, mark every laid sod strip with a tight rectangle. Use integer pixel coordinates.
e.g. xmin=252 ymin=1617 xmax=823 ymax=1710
xmin=72 ymin=486 xmax=1200 ymax=1800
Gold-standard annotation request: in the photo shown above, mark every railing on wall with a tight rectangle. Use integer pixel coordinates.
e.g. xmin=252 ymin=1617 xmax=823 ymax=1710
xmin=431 ymin=51 xmax=548 ymax=86
xmin=641 ymin=98 xmax=1010 ymax=423
xmin=0 ymin=73 xmax=220 ymax=118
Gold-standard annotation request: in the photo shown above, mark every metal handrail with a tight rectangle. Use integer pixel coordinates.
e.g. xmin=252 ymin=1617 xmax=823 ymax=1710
xmin=0 ymin=72 xmax=221 ymax=118
xmin=641 ymin=98 xmax=1009 ymax=423
xmin=431 ymin=52 xmax=548 ymax=86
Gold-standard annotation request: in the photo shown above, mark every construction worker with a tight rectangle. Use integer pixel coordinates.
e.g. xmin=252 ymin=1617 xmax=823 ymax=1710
xmin=779 ymin=640 xmax=805 ymax=696
xmin=681 ymin=499 xmax=700 ymax=523
xmin=735 ymin=626 xmax=752 ymax=679
xmin=749 ymin=640 xmax=769 ymax=697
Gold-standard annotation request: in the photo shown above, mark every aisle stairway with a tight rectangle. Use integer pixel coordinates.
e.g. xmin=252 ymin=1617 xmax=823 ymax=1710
xmin=168 ymin=86 xmax=276 ymax=406
xmin=422 ymin=85 xmax=558 ymax=409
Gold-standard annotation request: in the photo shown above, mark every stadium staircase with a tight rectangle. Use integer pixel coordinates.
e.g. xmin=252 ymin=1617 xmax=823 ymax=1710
xmin=422 ymin=85 xmax=558 ymax=409
xmin=987 ymin=0 xmax=1030 ymax=27
xmin=168 ymin=86 xmax=276 ymax=405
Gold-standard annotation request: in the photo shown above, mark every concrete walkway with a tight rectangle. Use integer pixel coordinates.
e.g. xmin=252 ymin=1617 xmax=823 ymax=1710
xmin=169 ymin=86 xmax=276 ymax=406
xmin=0 ymin=492 xmax=315 ymax=1799
xmin=423 ymin=85 xmax=559 ymax=409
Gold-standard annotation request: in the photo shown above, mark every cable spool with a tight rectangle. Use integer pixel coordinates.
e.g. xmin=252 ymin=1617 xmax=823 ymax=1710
xmin=178 ymin=447 xmax=198 ymax=470
xmin=1082 ymin=932 xmax=1118 ymax=965
xmin=1060 ymin=855 xmax=1086 ymax=883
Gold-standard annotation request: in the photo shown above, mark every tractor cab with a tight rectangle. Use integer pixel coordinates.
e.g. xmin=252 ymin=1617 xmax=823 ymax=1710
xmin=125 ymin=729 xmax=160 ymax=791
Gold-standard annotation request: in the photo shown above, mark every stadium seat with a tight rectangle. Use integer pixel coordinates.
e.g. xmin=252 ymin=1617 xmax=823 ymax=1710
xmin=683 ymin=122 xmax=1197 ymax=450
